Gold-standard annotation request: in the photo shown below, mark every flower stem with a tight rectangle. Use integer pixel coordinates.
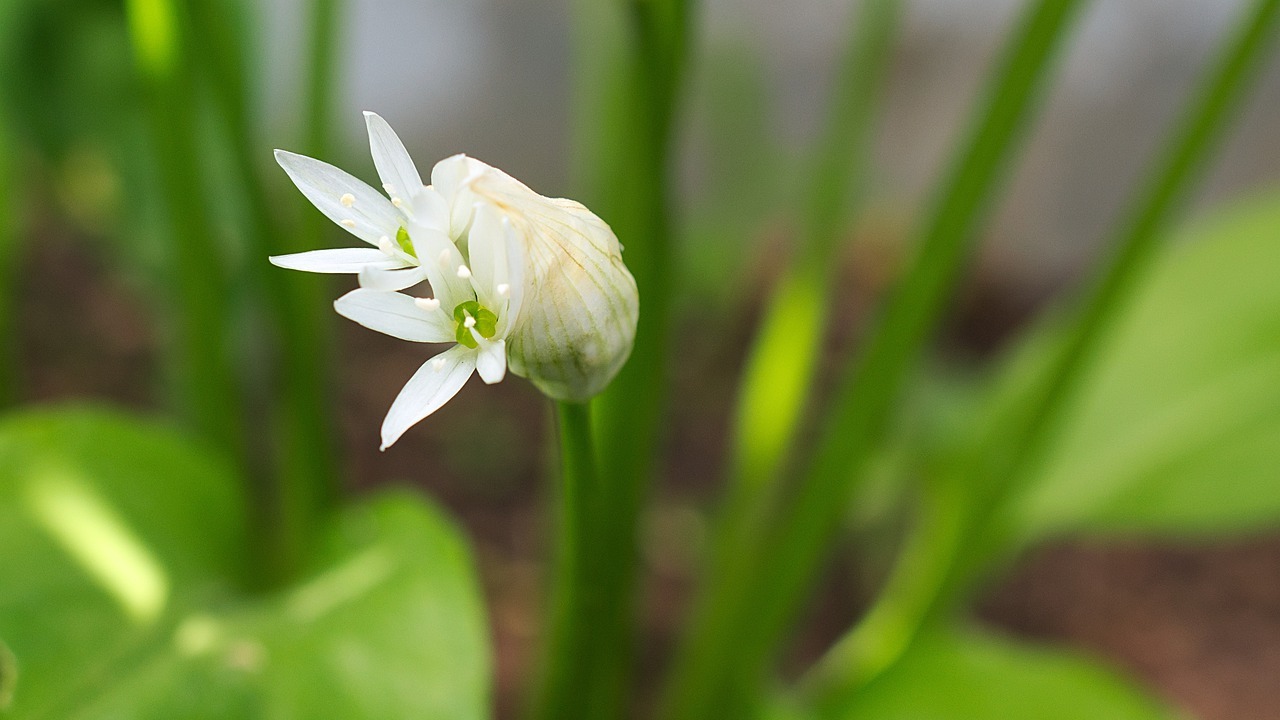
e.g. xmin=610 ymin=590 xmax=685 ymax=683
xmin=659 ymin=0 xmax=1087 ymax=715
xmin=551 ymin=0 xmax=693 ymax=716
xmin=804 ymin=0 xmax=1280 ymax=711
xmin=533 ymin=400 xmax=603 ymax=720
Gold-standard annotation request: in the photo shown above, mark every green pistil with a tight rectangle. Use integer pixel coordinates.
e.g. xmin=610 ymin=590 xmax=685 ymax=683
xmin=396 ymin=226 xmax=417 ymax=258
xmin=452 ymin=300 xmax=498 ymax=348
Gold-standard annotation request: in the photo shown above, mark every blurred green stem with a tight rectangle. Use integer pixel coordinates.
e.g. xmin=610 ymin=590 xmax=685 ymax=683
xmin=304 ymin=0 xmax=339 ymax=159
xmin=804 ymin=0 xmax=1280 ymax=711
xmin=660 ymin=0 xmax=900 ymax=715
xmin=125 ymin=0 xmax=243 ymax=457
xmin=536 ymin=0 xmax=692 ymax=716
xmin=185 ymin=0 xmax=341 ymax=581
xmin=535 ymin=401 xmax=604 ymax=720
xmin=0 ymin=124 xmax=17 ymax=408
xmin=660 ymin=0 xmax=1087 ymax=716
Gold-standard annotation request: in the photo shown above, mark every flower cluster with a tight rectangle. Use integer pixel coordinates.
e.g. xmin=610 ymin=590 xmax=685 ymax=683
xmin=272 ymin=112 xmax=638 ymax=449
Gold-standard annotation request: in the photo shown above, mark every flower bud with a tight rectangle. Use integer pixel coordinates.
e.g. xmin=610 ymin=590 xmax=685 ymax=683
xmin=437 ymin=156 xmax=639 ymax=402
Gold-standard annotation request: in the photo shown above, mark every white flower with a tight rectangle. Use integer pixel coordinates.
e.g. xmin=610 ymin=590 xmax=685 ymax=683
xmin=272 ymin=112 xmax=638 ymax=447
xmin=269 ymin=111 xmax=457 ymax=292
xmin=333 ymin=197 xmax=524 ymax=449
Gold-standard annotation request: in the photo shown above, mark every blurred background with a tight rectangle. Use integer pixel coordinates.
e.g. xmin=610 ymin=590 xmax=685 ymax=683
xmin=2 ymin=0 xmax=1279 ymax=717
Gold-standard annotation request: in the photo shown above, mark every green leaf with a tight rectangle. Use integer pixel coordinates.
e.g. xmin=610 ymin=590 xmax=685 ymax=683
xmin=0 ymin=638 xmax=15 ymax=711
xmin=0 ymin=406 xmax=491 ymax=719
xmin=1008 ymin=192 xmax=1280 ymax=537
xmin=826 ymin=629 xmax=1178 ymax=720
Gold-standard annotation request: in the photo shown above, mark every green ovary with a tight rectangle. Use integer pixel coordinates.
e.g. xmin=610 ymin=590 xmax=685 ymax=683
xmin=395 ymin=226 xmax=417 ymax=258
xmin=452 ymin=300 xmax=498 ymax=348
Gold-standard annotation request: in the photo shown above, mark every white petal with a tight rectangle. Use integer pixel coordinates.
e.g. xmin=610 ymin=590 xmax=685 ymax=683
xmin=466 ymin=202 xmax=506 ymax=310
xmin=269 ymin=248 xmax=402 ymax=274
xmin=381 ymin=346 xmax=476 ymax=450
xmin=275 ymin=150 xmax=402 ymax=245
xmin=429 ymin=154 xmax=476 ymax=203
xmin=363 ymin=112 xmax=424 ymax=208
xmin=430 ymin=154 xmax=485 ymax=236
xmin=474 ymin=337 xmax=507 ymax=384
xmin=334 ymin=288 xmax=454 ymax=343
xmin=358 ymin=264 xmax=430 ymax=292
xmin=416 ymin=186 xmax=452 ymax=234
xmin=404 ymin=225 xmax=474 ymax=310
xmin=499 ymin=216 xmax=527 ymax=334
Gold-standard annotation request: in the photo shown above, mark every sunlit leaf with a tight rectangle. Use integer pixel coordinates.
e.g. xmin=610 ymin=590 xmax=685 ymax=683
xmin=824 ymin=629 xmax=1177 ymax=720
xmin=0 ymin=406 xmax=490 ymax=719
xmin=1006 ymin=191 xmax=1280 ymax=537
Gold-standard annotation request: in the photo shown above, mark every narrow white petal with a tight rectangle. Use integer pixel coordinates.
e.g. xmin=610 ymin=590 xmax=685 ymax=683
xmin=364 ymin=112 xmax=425 ymax=209
xmin=429 ymin=154 xmax=476 ymax=204
xmin=334 ymin=288 xmax=454 ymax=343
xmin=380 ymin=346 xmax=476 ymax=450
xmin=358 ymin=264 xmax=430 ymax=292
xmin=500 ymin=216 xmax=527 ymax=333
xmin=474 ymin=337 xmax=507 ymax=384
xmin=466 ymin=203 xmax=505 ymax=311
xmin=404 ymin=225 xmax=474 ymax=310
xmin=269 ymin=248 xmax=401 ymax=274
xmin=416 ymin=186 xmax=452 ymax=234
xmin=430 ymin=154 xmax=485 ymax=236
xmin=275 ymin=150 xmax=401 ymax=245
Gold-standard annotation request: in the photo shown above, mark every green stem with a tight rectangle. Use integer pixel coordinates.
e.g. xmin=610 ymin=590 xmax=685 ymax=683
xmin=304 ymin=0 xmax=339 ymax=159
xmin=806 ymin=0 xmax=1280 ymax=711
xmin=546 ymin=0 xmax=693 ymax=716
xmin=659 ymin=1 xmax=1087 ymax=716
xmin=661 ymin=0 xmax=901 ymax=715
xmin=533 ymin=401 xmax=603 ymax=720
xmin=186 ymin=0 xmax=340 ymax=581
xmin=125 ymin=0 xmax=243 ymax=458
xmin=0 ymin=123 xmax=18 ymax=408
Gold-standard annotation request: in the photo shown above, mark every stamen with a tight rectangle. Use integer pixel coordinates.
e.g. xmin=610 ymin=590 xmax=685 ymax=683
xmin=456 ymin=265 xmax=472 ymax=279
xmin=431 ymin=357 xmax=446 ymax=371
xmin=414 ymin=297 xmax=440 ymax=312
xmin=391 ymin=197 xmax=404 ymax=208
xmin=463 ymin=315 xmax=477 ymax=329
xmin=437 ymin=249 xmax=452 ymax=269
xmin=340 ymin=193 xmax=355 ymax=207
xmin=497 ymin=283 xmax=510 ymax=297
xmin=340 ymin=219 xmax=357 ymax=229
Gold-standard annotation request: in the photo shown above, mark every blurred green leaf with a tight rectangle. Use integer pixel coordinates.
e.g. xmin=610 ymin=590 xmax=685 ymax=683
xmin=820 ymin=629 xmax=1177 ymax=720
xmin=0 ymin=406 xmax=491 ymax=719
xmin=1006 ymin=191 xmax=1280 ymax=537
xmin=0 ymin=638 xmax=14 ymax=710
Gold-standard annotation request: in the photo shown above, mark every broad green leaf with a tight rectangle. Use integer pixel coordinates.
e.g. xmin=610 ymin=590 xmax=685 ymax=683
xmin=0 ymin=406 xmax=250 ymax=717
xmin=1007 ymin=192 xmax=1280 ymax=537
xmin=827 ymin=629 xmax=1178 ymax=720
xmin=0 ymin=406 xmax=491 ymax=719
